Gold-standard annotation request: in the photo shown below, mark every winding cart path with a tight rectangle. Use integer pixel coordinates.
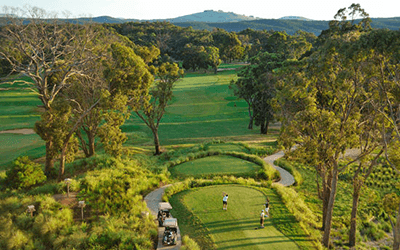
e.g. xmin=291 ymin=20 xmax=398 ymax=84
xmin=144 ymin=185 xmax=182 ymax=250
xmin=144 ymin=149 xmax=295 ymax=249
xmin=264 ymin=150 xmax=295 ymax=186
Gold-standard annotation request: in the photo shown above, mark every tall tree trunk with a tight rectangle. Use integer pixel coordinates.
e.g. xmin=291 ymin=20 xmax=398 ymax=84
xmin=153 ymin=127 xmax=161 ymax=155
xmin=260 ymin=121 xmax=269 ymax=134
xmin=214 ymin=66 xmax=218 ymax=74
xmin=392 ymin=204 xmax=400 ymax=250
xmin=59 ymin=148 xmax=66 ymax=180
xmin=45 ymin=140 xmax=55 ymax=177
xmin=76 ymin=130 xmax=89 ymax=157
xmin=248 ymin=115 xmax=254 ymax=129
xmin=247 ymin=103 xmax=253 ymax=129
xmin=323 ymin=166 xmax=339 ymax=248
xmin=349 ymin=178 xmax=362 ymax=247
xmin=321 ymin=168 xmax=332 ymax=231
xmin=87 ymin=130 xmax=95 ymax=157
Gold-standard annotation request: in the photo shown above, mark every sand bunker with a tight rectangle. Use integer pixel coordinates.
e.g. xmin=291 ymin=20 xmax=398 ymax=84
xmin=0 ymin=129 xmax=35 ymax=135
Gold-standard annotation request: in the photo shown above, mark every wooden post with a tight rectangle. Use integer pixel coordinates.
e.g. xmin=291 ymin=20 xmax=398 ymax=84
xmin=78 ymin=201 xmax=86 ymax=220
xmin=27 ymin=205 xmax=35 ymax=217
xmin=64 ymin=178 xmax=71 ymax=198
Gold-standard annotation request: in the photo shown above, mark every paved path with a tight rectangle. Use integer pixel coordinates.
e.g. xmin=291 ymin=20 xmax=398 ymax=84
xmin=144 ymin=150 xmax=295 ymax=249
xmin=263 ymin=150 xmax=295 ymax=186
xmin=144 ymin=185 xmax=182 ymax=250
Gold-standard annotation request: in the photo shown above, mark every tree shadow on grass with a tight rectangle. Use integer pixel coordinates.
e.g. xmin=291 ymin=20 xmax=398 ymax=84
xmin=217 ymin=238 xmax=296 ymax=250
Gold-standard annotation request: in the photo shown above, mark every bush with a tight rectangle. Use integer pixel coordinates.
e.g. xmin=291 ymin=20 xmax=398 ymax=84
xmin=5 ymin=156 xmax=46 ymax=190
xmin=181 ymin=235 xmax=201 ymax=250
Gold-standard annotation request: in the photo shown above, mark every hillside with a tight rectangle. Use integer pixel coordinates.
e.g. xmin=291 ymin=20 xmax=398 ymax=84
xmin=77 ymin=15 xmax=400 ymax=36
xmin=173 ymin=17 xmax=400 ymax=35
xmin=1 ymin=10 xmax=400 ymax=36
xmin=67 ymin=10 xmax=260 ymax=24
xmin=163 ymin=10 xmax=260 ymax=23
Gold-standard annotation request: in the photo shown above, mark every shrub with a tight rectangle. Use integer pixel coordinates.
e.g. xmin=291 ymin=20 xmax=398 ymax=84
xmin=181 ymin=235 xmax=201 ymax=250
xmin=5 ymin=156 xmax=46 ymax=190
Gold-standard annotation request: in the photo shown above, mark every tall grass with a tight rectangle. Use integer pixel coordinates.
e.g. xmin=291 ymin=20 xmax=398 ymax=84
xmin=272 ymin=183 xmax=323 ymax=250
xmin=0 ymin=155 xmax=166 ymax=250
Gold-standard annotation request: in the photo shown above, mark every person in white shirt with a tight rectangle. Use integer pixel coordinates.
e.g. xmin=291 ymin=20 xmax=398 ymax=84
xmin=265 ymin=198 xmax=270 ymax=218
xmin=222 ymin=194 xmax=229 ymax=210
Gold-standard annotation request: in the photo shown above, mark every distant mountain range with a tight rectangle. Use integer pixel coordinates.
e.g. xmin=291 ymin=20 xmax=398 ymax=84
xmin=1 ymin=10 xmax=400 ymax=36
xmin=80 ymin=10 xmax=400 ymax=35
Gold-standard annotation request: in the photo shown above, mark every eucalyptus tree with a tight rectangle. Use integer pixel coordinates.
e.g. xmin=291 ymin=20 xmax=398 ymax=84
xmin=135 ymin=62 xmax=183 ymax=155
xmin=231 ymin=52 xmax=283 ymax=134
xmin=0 ymin=6 xmax=107 ymax=176
xmin=102 ymin=42 xmax=155 ymax=157
xmin=360 ymin=28 xmax=400 ymax=250
xmin=277 ymin=4 xmax=374 ymax=247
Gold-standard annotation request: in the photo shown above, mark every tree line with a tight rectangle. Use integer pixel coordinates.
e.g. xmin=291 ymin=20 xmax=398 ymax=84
xmin=0 ymin=6 xmax=182 ymax=180
xmin=232 ymin=4 xmax=400 ymax=249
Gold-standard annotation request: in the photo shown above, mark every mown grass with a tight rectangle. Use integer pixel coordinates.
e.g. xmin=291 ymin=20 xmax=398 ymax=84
xmin=123 ymin=70 xmax=276 ymax=147
xmin=170 ymin=155 xmax=261 ymax=178
xmin=170 ymin=185 xmax=302 ymax=250
xmin=0 ymin=78 xmax=43 ymax=169
xmin=0 ymin=134 xmax=44 ymax=170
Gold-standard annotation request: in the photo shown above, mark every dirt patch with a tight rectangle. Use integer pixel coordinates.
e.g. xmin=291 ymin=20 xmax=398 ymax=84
xmin=217 ymin=68 xmax=237 ymax=71
xmin=0 ymin=128 xmax=35 ymax=135
xmin=53 ymin=192 xmax=78 ymax=207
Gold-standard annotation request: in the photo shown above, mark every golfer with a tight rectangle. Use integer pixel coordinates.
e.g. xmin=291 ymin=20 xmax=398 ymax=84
xmin=265 ymin=198 xmax=270 ymax=218
xmin=222 ymin=194 xmax=229 ymax=210
xmin=260 ymin=210 xmax=265 ymax=228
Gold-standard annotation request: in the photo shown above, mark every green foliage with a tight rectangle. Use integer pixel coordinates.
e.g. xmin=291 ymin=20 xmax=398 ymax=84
xmin=98 ymin=92 xmax=130 ymax=158
xmin=360 ymin=221 xmax=387 ymax=241
xmin=135 ymin=62 xmax=183 ymax=154
xmin=0 ymin=154 xmax=165 ymax=250
xmin=5 ymin=156 xmax=46 ymax=190
xmin=272 ymin=183 xmax=323 ymax=249
xmin=181 ymin=235 xmax=201 ymax=250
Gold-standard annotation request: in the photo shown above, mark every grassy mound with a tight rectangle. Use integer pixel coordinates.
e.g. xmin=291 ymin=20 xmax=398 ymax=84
xmin=170 ymin=155 xmax=260 ymax=178
xmin=170 ymin=185 xmax=300 ymax=250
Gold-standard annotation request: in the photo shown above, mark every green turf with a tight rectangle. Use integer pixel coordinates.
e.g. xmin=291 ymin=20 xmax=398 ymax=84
xmin=170 ymin=185 xmax=300 ymax=250
xmin=207 ymin=143 xmax=247 ymax=153
xmin=170 ymin=155 xmax=260 ymax=178
xmin=123 ymin=70 xmax=274 ymax=146
xmin=0 ymin=134 xmax=44 ymax=170
xmin=0 ymin=81 xmax=43 ymax=168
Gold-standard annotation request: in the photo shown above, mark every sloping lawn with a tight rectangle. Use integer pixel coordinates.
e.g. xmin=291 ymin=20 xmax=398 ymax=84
xmin=123 ymin=70 xmax=274 ymax=146
xmin=170 ymin=185 xmax=301 ymax=250
xmin=0 ymin=81 xmax=43 ymax=169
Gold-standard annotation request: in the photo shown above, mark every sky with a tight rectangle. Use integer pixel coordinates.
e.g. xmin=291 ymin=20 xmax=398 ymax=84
xmin=1 ymin=0 xmax=399 ymax=21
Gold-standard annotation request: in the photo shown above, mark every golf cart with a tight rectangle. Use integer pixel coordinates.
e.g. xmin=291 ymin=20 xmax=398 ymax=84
xmin=157 ymin=202 xmax=172 ymax=226
xmin=162 ymin=218 xmax=178 ymax=245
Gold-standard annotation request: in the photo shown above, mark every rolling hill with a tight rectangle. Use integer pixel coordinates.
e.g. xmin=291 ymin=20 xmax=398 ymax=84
xmin=1 ymin=9 xmax=400 ymax=36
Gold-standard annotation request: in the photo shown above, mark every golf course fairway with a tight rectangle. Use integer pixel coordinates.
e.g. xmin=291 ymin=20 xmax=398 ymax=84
xmin=170 ymin=185 xmax=300 ymax=250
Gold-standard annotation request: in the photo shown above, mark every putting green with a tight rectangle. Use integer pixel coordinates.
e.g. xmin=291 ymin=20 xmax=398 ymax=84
xmin=171 ymin=185 xmax=299 ymax=250
xmin=170 ymin=155 xmax=260 ymax=177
